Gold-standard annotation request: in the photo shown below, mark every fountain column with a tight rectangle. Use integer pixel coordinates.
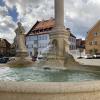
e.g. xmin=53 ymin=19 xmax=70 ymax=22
xmin=36 ymin=0 xmax=79 ymax=68
xmin=50 ymin=0 xmax=69 ymax=57
xmin=55 ymin=0 xmax=64 ymax=28
xmin=42 ymin=0 xmax=70 ymax=68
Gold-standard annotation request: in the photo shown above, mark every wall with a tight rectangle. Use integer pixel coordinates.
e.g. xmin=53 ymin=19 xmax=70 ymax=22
xmin=69 ymin=36 xmax=76 ymax=50
xmin=86 ymin=21 xmax=100 ymax=54
xmin=26 ymin=34 xmax=50 ymax=56
xmin=1 ymin=81 xmax=100 ymax=100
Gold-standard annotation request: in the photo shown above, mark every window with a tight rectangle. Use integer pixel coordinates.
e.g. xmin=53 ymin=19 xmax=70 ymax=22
xmin=38 ymin=36 xmax=41 ymax=40
xmin=94 ymin=32 xmax=98 ymax=36
xmin=34 ymin=40 xmax=38 ymax=44
xmin=90 ymin=40 xmax=97 ymax=45
xmin=34 ymin=36 xmax=38 ymax=40
xmin=89 ymin=42 xmax=92 ymax=45
xmin=45 ymin=35 xmax=47 ymax=40
xmin=39 ymin=43 xmax=41 ymax=48
xmin=42 ymin=36 xmax=44 ymax=40
xmin=26 ymin=45 xmax=28 ymax=48
xmin=94 ymin=41 xmax=97 ymax=45
xmin=93 ymin=40 xmax=97 ymax=45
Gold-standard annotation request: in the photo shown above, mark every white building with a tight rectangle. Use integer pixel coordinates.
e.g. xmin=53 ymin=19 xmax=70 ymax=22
xmin=26 ymin=19 xmax=76 ymax=56
xmin=69 ymin=32 xmax=76 ymax=50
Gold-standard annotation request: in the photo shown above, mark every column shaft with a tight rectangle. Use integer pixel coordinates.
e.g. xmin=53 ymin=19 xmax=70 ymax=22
xmin=55 ymin=0 xmax=64 ymax=27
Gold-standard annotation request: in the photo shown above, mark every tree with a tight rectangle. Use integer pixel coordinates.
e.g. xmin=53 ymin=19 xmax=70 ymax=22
xmin=92 ymin=48 xmax=97 ymax=55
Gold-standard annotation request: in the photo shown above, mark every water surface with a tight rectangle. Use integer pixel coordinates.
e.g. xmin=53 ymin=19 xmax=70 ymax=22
xmin=0 ymin=67 xmax=100 ymax=82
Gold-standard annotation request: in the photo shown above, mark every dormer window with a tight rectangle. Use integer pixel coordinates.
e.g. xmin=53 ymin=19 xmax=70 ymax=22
xmin=93 ymin=32 xmax=98 ymax=36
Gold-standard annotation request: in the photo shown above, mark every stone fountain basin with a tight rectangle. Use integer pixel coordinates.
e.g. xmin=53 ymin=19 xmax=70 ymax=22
xmin=0 ymin=81 xmax=100 ymax=100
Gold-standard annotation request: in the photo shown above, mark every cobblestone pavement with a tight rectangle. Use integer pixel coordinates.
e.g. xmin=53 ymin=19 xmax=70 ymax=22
xmin=70 ymin=50 xmax=100 ymax=67
xmin=76 ymin=58 xmax=100 ymax=66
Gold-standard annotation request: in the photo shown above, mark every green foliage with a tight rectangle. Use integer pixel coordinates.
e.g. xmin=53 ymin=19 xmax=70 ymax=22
xmin=90 ymin=48 xmax=97 ymax=55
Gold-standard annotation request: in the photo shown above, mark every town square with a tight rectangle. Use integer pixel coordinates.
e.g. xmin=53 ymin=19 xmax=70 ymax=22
xmin=0 ymin=0 xmax=100 ymax=100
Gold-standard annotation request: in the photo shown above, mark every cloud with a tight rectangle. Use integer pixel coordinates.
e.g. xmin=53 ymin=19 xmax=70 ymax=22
xmin=64 ymin=0 xmax=100 ymax=38
xmin=0 ymin=6 xmax=16 ymax=43
xmin=0 ymin=0 xmax=100 ymax=43
xmin=4 ymin=0 xmax=54 ymax=32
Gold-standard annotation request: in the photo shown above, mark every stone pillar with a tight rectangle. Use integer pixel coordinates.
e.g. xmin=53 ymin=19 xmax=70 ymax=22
xmin=34 ymin=0 xmax=78 ymax=68
xmin=55 ymin=0 xmax=64 ymax=28
xmin=50 ymin=0 xmax=67 ymax=57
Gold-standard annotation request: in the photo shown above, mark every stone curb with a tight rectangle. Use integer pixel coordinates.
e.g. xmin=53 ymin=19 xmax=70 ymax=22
xmin=0 ymin=81 xmax=100 ymax=93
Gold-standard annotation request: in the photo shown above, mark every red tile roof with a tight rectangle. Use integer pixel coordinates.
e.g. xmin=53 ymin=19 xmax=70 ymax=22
xmin=34 ymin=19 xmax=55 ymax=30
xmin=26 ymin=18 xmax=76 ymax=38
xmin=26 ymin=19 xmax=55 ymax=36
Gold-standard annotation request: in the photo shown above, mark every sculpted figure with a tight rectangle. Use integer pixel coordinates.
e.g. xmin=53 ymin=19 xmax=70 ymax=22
xmin=15 ymin=22 xmax=27 ymax=56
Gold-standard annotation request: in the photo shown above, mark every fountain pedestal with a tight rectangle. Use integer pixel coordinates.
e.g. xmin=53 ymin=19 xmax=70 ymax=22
xmin=42 ymin=26 xmax=79 ymax=68
xmin=36 ymin=0 xmax=79 ymax=68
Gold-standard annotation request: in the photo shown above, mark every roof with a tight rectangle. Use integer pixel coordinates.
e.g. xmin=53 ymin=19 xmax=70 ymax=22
xmin=34 ymin=19 xmax=55 ymax=30
xmin=0 ymin=38 xmax=11 ymax=47
xmin=26 ymin=18 xmax=76 ymax=38
xmin=66 ymin=28 xmax=76 ymax=38
xmin=70 ymin=33 xmax=76 ymax=38
xmin=76 ymin=39 xmax=82 ymax=41
xmin=26 ymin=18 xmax=55 ymax=36
xmin=86 ymin=20 xmax=100 ymax=40
xmin=0 ymin=38 xmax=8 ymax=43
xmin=87 ymin=20 xmax=100 ymax=34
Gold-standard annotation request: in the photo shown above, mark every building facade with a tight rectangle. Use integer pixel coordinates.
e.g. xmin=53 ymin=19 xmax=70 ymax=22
xmin=26 ymin=19 xmax=76 ymax=56
xmin=85 ymin=20 xmax=100 ymax=55
xmin=76 ymin=39 xmax=85 ymax=49
xmin=0 ymin=38 xmax=11 ymax=57
xmin=68 ymin=28 xmax=76 ymax=50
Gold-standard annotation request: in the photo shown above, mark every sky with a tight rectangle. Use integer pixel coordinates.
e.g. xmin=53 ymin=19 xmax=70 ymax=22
xmin=0 ymin=0 xmax=100 ymax=44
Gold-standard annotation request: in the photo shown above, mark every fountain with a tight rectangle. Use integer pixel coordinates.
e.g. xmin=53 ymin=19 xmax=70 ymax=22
xmin=7 ymin=22 xmax=33 ymax=67
xmin=34 ymin=0 xmax=79 ymax=69
xmin=0 ymin=0 xmax=100 ymax=100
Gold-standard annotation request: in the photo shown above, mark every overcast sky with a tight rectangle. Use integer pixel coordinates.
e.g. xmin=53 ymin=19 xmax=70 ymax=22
xmin=0 ymin=0 xmax=100 ymax=43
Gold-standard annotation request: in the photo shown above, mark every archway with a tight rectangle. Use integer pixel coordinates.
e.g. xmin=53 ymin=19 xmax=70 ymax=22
xmin=52 ymin=39 xmax=58 ymax=50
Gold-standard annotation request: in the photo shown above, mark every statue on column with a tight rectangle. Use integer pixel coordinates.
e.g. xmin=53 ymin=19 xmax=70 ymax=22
xmin=15 ymin=22 xmax=28 ymax=57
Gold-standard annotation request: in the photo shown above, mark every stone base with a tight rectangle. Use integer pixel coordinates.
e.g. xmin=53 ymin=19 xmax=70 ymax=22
xmin=16 ymin=51 xmax=28 ymax=57
xmin=35 ymin=58 xmax=65 ymax=69
xmin=7 ymin=57 xmax=34 ymax=67
xmin=34 ymin=52 xmax=80 ymax=69
xmin=1 ymin=81 xmax=100 ymax=100
xmin=64 ymin=53 xmax=80 ymax=67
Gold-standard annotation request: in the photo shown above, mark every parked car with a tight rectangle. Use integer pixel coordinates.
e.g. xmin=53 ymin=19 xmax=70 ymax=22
xmin=37 ymin=55 xmax=47 ymax=61
xmin=8 ymin=57 xmax=15 ymax=61
xmin=0 ymin=57 xmax=9 ymax=63
xmin=77 ymin=57 xmax=83 ymax=59
xmin=32 ymin=56 xmax=37 ymax=61
xmin=93 ymin=55 xmax=100 ymax=58
xmin=0 ymin=58 xmax=4 ymax=63
xmin=84 ymin=54 xmax=93 ymax=59
xmin=3 ymin=57 xmax=9 ymax=61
